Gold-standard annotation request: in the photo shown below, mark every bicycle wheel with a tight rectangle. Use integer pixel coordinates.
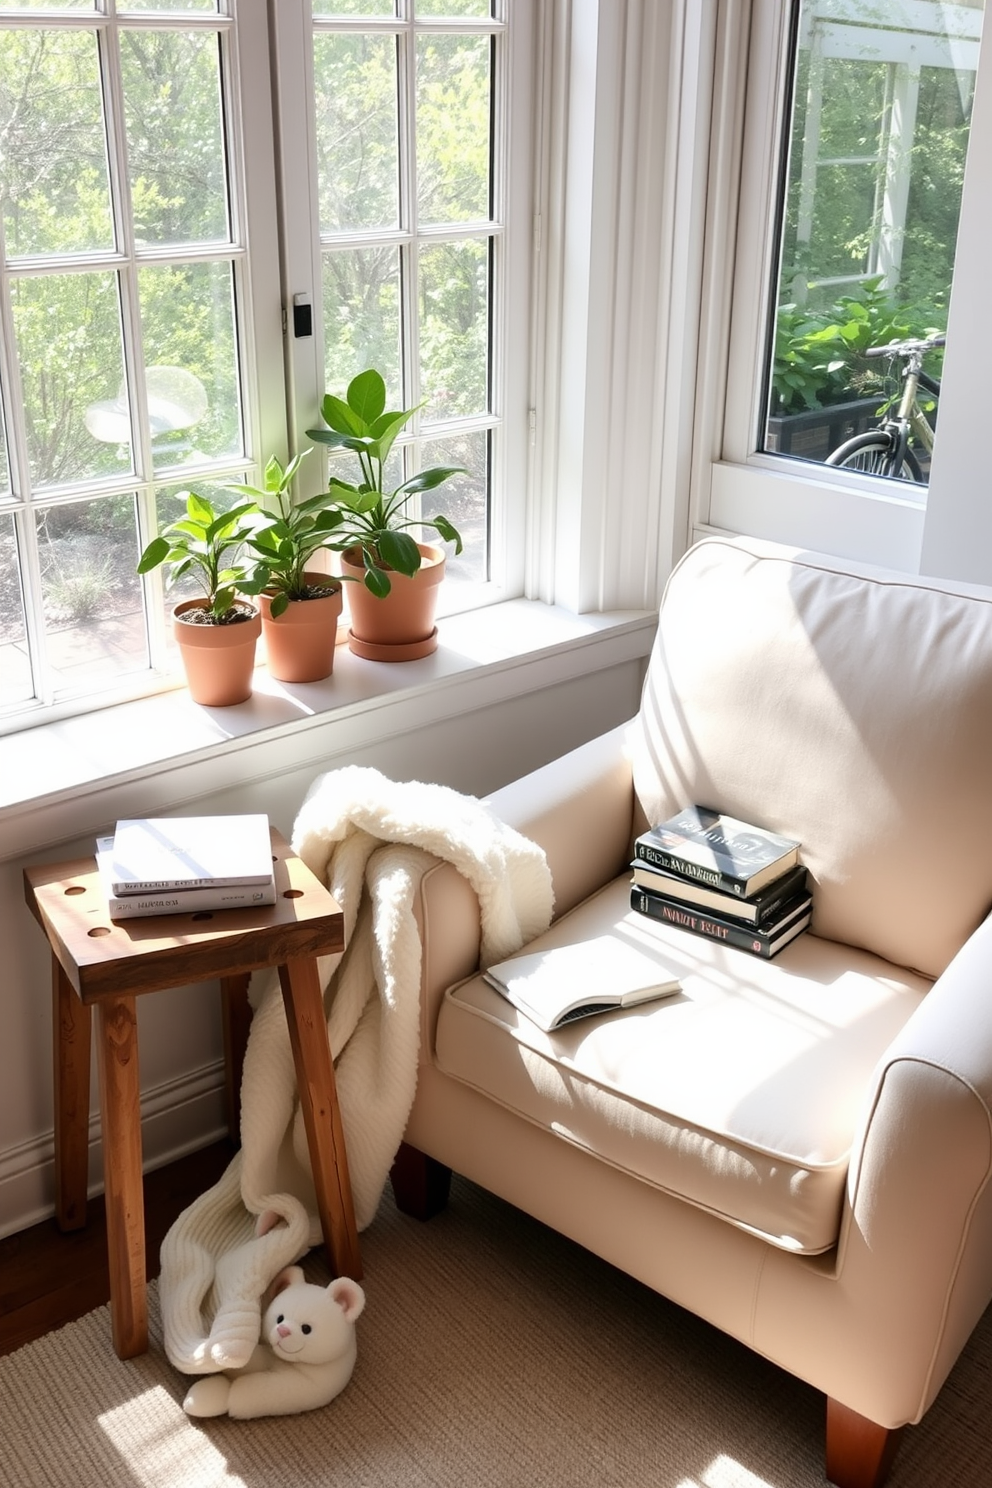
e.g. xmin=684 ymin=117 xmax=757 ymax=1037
xmin=826 ymin=431 xmax=924 ymax=483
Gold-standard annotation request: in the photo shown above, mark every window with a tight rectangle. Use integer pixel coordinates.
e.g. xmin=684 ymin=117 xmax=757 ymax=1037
xmin=763 ymin=0 xmax=981 ymax=482
xmin=273 ymin=0 xmax=534 ymax=616
xmin=0 ymin=1 xmax=283 ymax=723
xmin=0 ymin=0 xmax=533 ymax=730
xmin=701 ymin=0 xmax=992 ymax=581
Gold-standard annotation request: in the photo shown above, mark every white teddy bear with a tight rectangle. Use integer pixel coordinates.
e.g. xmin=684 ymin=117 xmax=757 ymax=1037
xmin=182 ymin=1264 xmax=366 ymax=1420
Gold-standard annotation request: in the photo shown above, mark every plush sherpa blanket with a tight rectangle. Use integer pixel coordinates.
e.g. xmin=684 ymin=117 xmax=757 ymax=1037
xmin=159 ymin=766 xmax=553 ymax=1375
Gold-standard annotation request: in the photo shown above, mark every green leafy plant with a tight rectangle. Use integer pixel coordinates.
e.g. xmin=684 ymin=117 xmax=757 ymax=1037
xmin=232 ymin=452 xmax=342 ymax=619
xmin=305 ymin=368 xmax=465 ymax=598
xmin=771 ymin=279 xmax=944 ymax=415
xmin=137 ymin=491 xmax=259 ymax=623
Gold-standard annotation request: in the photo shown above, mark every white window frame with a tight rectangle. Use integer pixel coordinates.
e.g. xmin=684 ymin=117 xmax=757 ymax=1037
xmin=693 ymin=0 xmax=992 ymax=585
xmin=269 ymin=0 xmax=537 ymax=615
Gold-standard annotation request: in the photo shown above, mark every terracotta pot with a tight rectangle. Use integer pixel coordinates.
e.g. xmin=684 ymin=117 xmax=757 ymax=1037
xmin=341 ymin=543 xmax=445 ymax=661
xmin=258 ymin=576 xmax=344 ymax=683
xmin=172 ymin=598 xmax=261 ymax=706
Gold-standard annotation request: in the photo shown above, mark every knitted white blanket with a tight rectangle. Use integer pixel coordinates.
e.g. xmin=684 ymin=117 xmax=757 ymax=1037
xmin=159 ymin=766 xmax=553 ymax=1374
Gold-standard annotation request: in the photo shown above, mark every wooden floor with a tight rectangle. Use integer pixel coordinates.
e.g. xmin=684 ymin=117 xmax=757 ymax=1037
xmin=0 ymin=1140 xmax=234 ymax=1357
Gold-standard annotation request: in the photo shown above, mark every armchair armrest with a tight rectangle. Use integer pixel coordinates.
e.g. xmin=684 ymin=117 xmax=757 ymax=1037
xmin=484 ymin=722 xmax=637 ymax=920
xmin=410 ymin=724 xmax=638 ymax=1062
xmin=759 ymin=912 xmax=992 ymax=1426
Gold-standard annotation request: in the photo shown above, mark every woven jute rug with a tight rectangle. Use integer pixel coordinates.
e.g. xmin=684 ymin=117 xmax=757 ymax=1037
xmin=1 ymin=1176 xmax=988 ymax=1487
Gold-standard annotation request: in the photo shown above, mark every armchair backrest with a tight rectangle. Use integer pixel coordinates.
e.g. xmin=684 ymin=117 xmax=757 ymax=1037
xmin=630 ymin=536 xmax=992 ymax=978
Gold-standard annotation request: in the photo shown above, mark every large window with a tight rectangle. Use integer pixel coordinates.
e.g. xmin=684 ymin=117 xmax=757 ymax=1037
xmin=0 ymin=1 xmax=281 ymax=722
xmin=310 ymin=1 xmax=505 ymax=599
xmin=0 ymin=0 xmax=532 ymax=730
xmin=275 ymin=0 xmax=532 ymax=619
xmin=763 ymin=0 xmax=981 ymax=482
xmin=702 ymin=0 xmax=992 ymax=579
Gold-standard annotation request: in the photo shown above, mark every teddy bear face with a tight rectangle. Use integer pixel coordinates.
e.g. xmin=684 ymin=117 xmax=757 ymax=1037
xmin=262 ymin=1276 xmax=364 ymax=1367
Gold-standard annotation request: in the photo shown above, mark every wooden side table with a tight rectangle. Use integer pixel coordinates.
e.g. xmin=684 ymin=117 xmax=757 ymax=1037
xmin=23 ymin=827 xmax=360 ymax=1360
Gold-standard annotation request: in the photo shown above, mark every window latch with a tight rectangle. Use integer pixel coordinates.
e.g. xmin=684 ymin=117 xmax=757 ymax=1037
xmin=292 ymin=292 xmax=312 ymax=339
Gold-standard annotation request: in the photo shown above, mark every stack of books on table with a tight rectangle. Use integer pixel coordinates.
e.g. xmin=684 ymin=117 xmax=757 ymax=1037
xmin=95 ymin=814 xmax=276 ymax=920
xmin=629 ymin=805 xmax=811 ymax=959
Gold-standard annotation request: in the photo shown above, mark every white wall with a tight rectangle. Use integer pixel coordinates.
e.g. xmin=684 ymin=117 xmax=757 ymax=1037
xmin=1 ymin=633 xmax=649 ymax=1238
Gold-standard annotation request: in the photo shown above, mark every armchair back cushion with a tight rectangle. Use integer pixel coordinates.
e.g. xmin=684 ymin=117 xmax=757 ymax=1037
xmin=631 ymin=538 xmax=992 ymax=979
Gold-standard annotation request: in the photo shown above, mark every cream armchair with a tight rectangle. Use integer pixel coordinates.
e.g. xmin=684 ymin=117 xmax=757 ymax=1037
xmin=392 ymin=535 xmax=992 ymax=1488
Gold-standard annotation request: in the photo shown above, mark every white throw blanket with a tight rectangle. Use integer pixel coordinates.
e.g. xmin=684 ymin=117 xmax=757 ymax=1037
xmin=160 ymin=766 xmax=553 ymax=1374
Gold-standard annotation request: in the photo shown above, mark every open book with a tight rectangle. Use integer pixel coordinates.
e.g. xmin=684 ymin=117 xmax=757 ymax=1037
xmin=483 ymin=934 xmax=681 ymax=1032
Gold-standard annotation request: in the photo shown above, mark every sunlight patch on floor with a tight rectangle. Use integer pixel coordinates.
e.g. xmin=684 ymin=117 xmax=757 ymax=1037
xmin=702 ymin=1453 xmax=777 ymax=1488
xmin=99 ymin=1386 xmax=242 ymax=1488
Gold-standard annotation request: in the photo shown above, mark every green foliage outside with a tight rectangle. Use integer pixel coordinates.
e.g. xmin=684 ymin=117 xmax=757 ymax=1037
xmin=771 ymin=279 xmax=944 ymax=416
xmin=772 ymin=42 xmax=972 ymax=419
xmin=314 ymin=29 xmax=491 ymax=418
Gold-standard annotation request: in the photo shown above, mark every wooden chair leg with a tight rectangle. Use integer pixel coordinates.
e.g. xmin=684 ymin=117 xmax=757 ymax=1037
xmin=826 ymin=1397 xmax=905 ymax=1488
xmin=52 ymin=960 xmax=92 ymax=1231
xmin=390 ymin=1141 xmax=452 ymax=1220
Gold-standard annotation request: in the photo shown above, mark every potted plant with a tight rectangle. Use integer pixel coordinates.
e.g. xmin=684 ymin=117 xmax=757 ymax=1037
xmin=137 ymin=490 xmax=261 ymax=706
xmin=235 ymin=452 xmax=344 ymax=683
xmin=306 ymin=368 xmax=465 ymax=661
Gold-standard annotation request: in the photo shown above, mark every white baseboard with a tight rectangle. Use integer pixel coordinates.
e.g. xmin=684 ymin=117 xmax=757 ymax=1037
xmin=0 ymin=1061 xmax=229 ymax=1241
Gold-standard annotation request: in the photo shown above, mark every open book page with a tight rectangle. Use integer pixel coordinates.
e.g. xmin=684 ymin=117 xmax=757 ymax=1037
xmin=484 ymin=934 xmax=681 ymax=1032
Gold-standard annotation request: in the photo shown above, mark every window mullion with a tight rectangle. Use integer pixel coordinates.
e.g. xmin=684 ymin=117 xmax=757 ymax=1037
xmin=268 ymin=0 xmax=322 ymax=492
xmin=100 ymin=20 xmax=153 ymax=487
xmin=399 ymin=14 xmax=420 ymax=432
xmin=12 ymin=508 xmax=50 ymax=707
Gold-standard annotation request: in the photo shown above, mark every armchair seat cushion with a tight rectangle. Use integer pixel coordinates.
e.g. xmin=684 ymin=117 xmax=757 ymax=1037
xmin=436 ymin=875 xmax=931 ymax=1254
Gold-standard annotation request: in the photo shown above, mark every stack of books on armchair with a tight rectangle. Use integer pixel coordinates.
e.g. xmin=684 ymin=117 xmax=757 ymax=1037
xmin=95 ymin=814 xmax=277 ymax=920
xmin=629 ymin=805 xmax=811 ymax=959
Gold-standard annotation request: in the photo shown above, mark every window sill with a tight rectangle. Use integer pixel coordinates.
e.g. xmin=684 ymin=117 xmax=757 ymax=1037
xmin=1 ymin=598 xmax=656 ymax=860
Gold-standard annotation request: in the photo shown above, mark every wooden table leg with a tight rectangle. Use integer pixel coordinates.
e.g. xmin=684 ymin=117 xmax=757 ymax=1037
xmin=220 ymin=973 xmax=253 ymax=1144
xmin=52 ymin=959 xmax=92 ymax=1232
xmin=278 ymin=957 xmax=361 ymax=1281
xmin=96 ymin=994 xmax=147 ymax=1359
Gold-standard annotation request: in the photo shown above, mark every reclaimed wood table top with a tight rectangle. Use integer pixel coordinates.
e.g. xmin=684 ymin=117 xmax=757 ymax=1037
xmin=23 ymin=826 xmax=344 ymax=1001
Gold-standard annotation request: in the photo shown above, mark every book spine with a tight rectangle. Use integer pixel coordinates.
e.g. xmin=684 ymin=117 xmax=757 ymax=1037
xmin=105 ymin=882 xmax=277 ymax=918
xmin=633 ymin=865 xmax=808 ymax=926
xmin=630 ymin=887 xmax=805 ymax=958
xmin=110 ymin=873 xmax=272 ymax=896
xmin=634 ymin=842 xmax=750 ymax=896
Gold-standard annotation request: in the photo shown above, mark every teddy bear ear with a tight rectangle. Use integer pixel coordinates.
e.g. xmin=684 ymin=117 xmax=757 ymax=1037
xmin=328 ymin=1277 xmax=365 ymax=1323
xmin=269 ymin=1264 xmax=306 ymax=1297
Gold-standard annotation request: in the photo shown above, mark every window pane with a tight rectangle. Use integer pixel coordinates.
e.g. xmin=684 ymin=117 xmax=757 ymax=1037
xmin=420 ymin=427 xmax=487 ymax=585
xmin=13 ymin=271 xmax=129 ymax=486
xmin=313 ymin=1 xmax=395 ymax=15
xmin=416 ymin=0 xmax=492 ymax=16
xmin=138 ymin=261 xmax=242 ymax=468
xmin=0 ymin=3 xmax=93 ymax=11
xmin=763 ymin=0 xmax=984 ymax=484
xmin=37 ymin=494 xmax=148 ymax=687
xmin=313 ymin=32 xmax=398 ymax=234
xmin=120 ymin=28 xmax=229 ymax=246
xmin=0 ymin=27 xmax=113 ymax=256
xmin=0 ymin=512 xmax=31 ymax=707
xmin=417 ymin=33 xmax=490 ymax=224
xmin=322 ymin=245 xmax=402 ymax=396
xmin=121 ymin=2 xmax=217 ymax=12
xmin=419 ymin=238 xmax=489 ymax=420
